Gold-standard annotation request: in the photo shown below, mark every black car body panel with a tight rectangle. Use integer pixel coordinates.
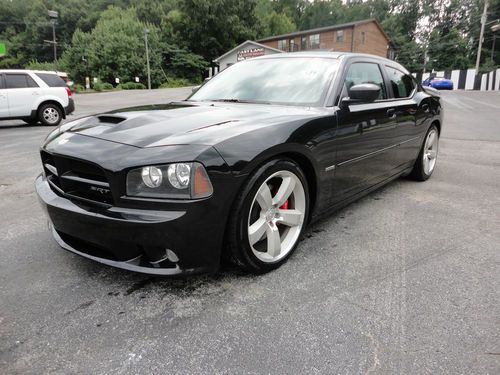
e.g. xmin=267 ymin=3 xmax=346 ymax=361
xmin=36 ymin=52 xmax=442 ymax=275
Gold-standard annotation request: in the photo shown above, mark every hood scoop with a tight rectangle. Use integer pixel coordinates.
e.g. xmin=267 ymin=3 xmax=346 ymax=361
xmin=97 ymin=115 xmax=127 ymax=124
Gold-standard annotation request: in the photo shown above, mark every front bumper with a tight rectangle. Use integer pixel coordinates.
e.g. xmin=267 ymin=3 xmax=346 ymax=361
xmin=36 ymin=174 xmax=223 ymax=275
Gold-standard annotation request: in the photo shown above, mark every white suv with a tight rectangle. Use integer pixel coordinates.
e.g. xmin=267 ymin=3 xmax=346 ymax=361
xmin=0 ymin=70 xmax=74 ymax=126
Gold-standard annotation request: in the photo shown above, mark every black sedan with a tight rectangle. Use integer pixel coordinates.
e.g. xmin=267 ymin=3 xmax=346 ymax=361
xmin=36 ymin=52 xmax=442 ymax=275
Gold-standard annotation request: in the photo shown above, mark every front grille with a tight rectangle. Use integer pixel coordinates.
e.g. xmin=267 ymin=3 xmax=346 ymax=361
xmin=41 ymin=151 xmax=114 ymax=205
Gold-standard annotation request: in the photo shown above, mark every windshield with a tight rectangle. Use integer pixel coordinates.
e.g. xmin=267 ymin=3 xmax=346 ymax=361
xmin=189 ymin=57 xmax=339 ymax=107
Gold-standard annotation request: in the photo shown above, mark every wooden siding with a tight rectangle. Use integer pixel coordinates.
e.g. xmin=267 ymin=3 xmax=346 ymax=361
xmin=259 ymin=20 xmax=389 ymax=58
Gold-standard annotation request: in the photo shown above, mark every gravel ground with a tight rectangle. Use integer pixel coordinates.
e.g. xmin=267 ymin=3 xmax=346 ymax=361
xmin=0 ymin=89 xmax=499 ymax=374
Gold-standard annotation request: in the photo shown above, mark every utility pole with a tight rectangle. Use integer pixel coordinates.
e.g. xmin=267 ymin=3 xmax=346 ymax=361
xmin=492 ymin=23 xmax=500 ymax=62
xmin=47 ymin=10 xmax=58 ymax=63
xmin=493 ymin=34 xmax=497 ymax=62
xmin=475 ymin=0 xmax=489 ymax=72
xmin=144 ymin=29 xmax=151 ymax=90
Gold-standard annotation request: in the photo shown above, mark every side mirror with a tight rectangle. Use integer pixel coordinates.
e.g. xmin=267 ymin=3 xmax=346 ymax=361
xmin=348 ymin=83 xmax=381 ymax=102
xmin=191 ymin=85 xmax=201 ymax=93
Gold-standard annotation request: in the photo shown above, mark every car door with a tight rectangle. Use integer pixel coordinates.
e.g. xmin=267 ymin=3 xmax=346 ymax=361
xmin=4 ymin=73 xmax=40 ymax=117
xmin=0 ymin=74 xmax=9 ymax=118
xmin=384 ymin=66 xmax=422 ymax=167
xmin=331 ymin=60 xmax=400 ymax=201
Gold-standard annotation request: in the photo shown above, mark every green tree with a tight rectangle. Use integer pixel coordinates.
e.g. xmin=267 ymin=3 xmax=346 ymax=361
xmin=254 ymin=0 xmax=296 ymax=38
xmin=427 ymin=28 xmax=470 ymax=70
xmin=168 ymin=0 xmax=259 ymax=61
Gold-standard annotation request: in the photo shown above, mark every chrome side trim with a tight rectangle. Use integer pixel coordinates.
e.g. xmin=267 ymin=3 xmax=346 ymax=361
xmin=399 ymin=135 xmax=421 ymax=145
xmin=337 ymin=143 xmax=399 ymax=167
xmin=336 ymin=135 xmax=422 ymax=169
xmin=325 ymin=165 xmax=336 ymax=172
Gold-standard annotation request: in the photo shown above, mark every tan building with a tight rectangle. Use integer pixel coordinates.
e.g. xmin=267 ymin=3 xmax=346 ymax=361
xmin=257 ymin=18 xmax=394 ymax=59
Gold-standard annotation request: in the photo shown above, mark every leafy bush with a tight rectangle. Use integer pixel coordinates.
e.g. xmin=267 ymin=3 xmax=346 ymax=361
xmin=119 ymin=81 xmax=146 ymax=90
xmin=72 ymin=83 xmax=85 ymax=93
xmin=25 ymin=60 xmax=58 ymax=71
xmin=93 ymin=81 xmax=114 ymax=91
xmin=159 ymin=77 xmax=193 ymax=88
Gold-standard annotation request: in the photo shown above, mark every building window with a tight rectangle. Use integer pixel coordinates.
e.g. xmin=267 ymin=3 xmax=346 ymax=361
xmin=336 ymin=30 xmax=344 ymax=43
xmin=301 ymin=36 xmax=307 ymax=50
xmin=278 ymin=39 xmax=287 ymax=51
xmin=309 ymin=34 xmax=320 ymax=49
xmin=361 ymin=32 xmax=365 ymax=44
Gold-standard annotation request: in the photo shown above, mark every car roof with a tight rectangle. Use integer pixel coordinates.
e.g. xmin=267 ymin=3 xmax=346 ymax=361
xmin=0 ymin=69 xmax=61 ymax=75
xmin=253 ymin=51 xmax=409 ymax=74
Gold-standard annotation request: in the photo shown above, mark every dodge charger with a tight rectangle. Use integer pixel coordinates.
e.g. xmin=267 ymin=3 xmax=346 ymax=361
xmin=36 ymin=52 xmax=442 ymax=275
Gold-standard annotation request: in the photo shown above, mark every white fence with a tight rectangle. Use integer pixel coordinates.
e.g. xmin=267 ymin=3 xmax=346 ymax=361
xmin=412 ymin=68 xmax=500 ymax=91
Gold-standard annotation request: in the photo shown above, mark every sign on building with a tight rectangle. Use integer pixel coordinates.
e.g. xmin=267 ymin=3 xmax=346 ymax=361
xmin=237 ymin=47 xmax=265 ymax=61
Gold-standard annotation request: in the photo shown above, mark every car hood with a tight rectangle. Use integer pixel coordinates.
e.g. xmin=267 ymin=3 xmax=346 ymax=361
xmin=54 ymin=102 xmax=324 ymax=148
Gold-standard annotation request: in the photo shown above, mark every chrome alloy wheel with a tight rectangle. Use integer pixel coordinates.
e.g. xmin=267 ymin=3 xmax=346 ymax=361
xmin=247 ymin=170 xmax=306 ymax=263
xmin=43 ymin=107 xmax=60 ymax=124
xmin=423 ymin=128 xmax=439 ymax=175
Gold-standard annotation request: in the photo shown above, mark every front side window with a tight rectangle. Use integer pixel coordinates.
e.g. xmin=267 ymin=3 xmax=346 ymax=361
xmin=385 ymin=66 xmax=415 ymax=98
xmin=309 ymin=34 xmax=320 ymax=49
xmin=190 ymin=57 xmax=339 ymax=107
xmin=5 ymin=74 xmax=38 ymax=89
xmin=277 ymin=39 xmax=287 ymax=51
xmin=344 ymin=62 xmax=387 ymax=100
xmin=336 ymin=30 xmax=344 ymax=43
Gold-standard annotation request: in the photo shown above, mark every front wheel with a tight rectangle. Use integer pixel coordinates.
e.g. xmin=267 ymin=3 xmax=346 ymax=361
xmin=410 ymin=125 xmax=439 ymax=181
xmin=226 ymin=159 xmax=309 ymax=273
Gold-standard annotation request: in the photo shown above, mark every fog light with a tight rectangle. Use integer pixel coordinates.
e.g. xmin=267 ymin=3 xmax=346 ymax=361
xmin=141 ymin=166 xmax=162 ymax=188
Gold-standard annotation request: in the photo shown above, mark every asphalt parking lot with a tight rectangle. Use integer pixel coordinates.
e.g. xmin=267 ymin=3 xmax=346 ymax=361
xmin=1 ymin=89 xmax=499 ymax=374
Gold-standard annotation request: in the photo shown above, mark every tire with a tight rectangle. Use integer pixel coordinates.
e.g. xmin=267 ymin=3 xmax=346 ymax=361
xmin=38 ymin=103 xmax=63 ymax=126
xmin=410 ymin=124 xmax=439 ymax=181
xmin=226 ymin=159 xmax=309 ymax=273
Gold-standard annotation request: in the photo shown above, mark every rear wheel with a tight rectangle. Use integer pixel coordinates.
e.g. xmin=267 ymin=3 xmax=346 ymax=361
xmin=410 ymin=125 xmax=439 ymax=181
xmin=227 ymin=159 xmax=309 ymax=273
xmin=38 ymin=103 xmax=62 ymax=126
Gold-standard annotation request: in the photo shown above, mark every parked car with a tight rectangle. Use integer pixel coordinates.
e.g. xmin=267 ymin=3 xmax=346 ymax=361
xmin=0 ymin=69 xmax=74 ymax=126
xmin=36 ymin=52 xmax=442 ymax=275
xmin=422 ymin=76 xmax=453 ymax=90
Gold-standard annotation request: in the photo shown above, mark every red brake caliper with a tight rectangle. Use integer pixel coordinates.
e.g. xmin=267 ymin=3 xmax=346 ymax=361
xmin=279 ymin=199 xmax=289 ymax=210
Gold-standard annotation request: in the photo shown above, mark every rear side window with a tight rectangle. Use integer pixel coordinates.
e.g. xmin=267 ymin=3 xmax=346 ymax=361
xmin=385 ymin=66 xmax=415 ymax=98
xmin=35 ymin=73 xmax=66 ymax=87
xmin=5 ymin=74 xmax=39 ymax=89
xmin=0 ymin=75 xmax=4 ymax=89
xmin=344 ymin=62 xmax=387 ymax=99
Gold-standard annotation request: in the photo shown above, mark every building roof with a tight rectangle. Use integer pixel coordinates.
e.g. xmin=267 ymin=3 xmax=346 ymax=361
xmin=257 ymin=18 xmax=391 ymax=44
xmin=213 ymin=40 xmax=283 ymax=63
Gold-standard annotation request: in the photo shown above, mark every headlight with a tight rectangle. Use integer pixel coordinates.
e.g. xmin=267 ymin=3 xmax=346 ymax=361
xmin=126 ymin=162 xmax=213 ymax=199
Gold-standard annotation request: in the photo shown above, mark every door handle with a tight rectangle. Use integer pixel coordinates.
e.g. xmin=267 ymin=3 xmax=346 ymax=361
xmin=387 ymin=108 xmax=397 ymax=119
xmin=32 ymin=91 xmax=40 ymax=96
